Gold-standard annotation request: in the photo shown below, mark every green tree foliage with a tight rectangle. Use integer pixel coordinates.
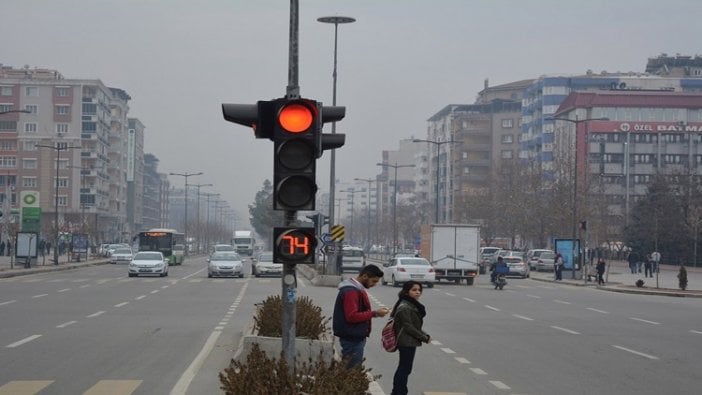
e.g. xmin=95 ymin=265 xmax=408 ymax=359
xmin=248 ymin=180 xmax=284 ymax=246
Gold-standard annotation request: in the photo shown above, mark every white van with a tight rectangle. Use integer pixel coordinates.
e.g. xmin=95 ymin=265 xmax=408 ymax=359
xmin=341 ymin=246 xmax=365 ymax=272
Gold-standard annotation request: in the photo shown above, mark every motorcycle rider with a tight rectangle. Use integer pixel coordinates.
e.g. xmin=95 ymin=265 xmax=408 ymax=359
xmin=490 ymin=256 xmax=508 ymax=284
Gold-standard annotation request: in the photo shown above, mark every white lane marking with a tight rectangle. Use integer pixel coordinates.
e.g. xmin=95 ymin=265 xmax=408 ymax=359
xmin=57 ymin=288 xmax=71 ymax=293
xmin=612 ymin=345 xmax=659 ymax=360
xmin=214 ymin=326 xmax=224 ymax=331
xmin=586 ymin=307 xmax=609 ymax=314
xmin=161 ymin=285 xmax=169 ymax=289
xmin=629 ymin=317 xmax=661 ymax=325
xmin=80 ymin=284 xmax=90 ymax=288
xmin=0 ymin=300 xmax=17 ymax=306
xmin=115 ymin=302 xmax=129 ymax=307
xmin=490 ymin=380 xmax=511 ymax=390
xmin=56 ymin=321 xmax=77 ymax=328
xmin=218 ymin=321 xmax=228 ymax=326
xmin=526 ymin=294 xmax=541 ymax=299
xmin=32 ymin=294 xmax=49 ymax=298
xmin=440 ymin=348 xmax=455 ymax=354
xmin=86 ymin=311 xmax=105 ymax=318
xmin=462 ymin=297 xmax=476 ymax=303
xmin=690 ymin=330 xmax=702 ymax=335
xmin=171 ymin=281 xmax=248 ymax=395
xmin=445 ymin=292 xmax=456 ymax=297
xmin=6 ymin=334 xmax=42 ymax=348
xmin=182 ymin=268 xmax=206 ymax=280
xmin=550 ymin=326 xmax=580 ymax=335
xmin=513 ymin=314 xmax=534 ymax=321
xmin=553 ymin=299 xmax=571 ymax=304
xmin=455 ymin=357 xmax=470 ymax=364
xmin=484 ymin=305 xmax=500 ymax=312
xmin=150 ymin=290 xmax=159 ymax=294
xmin=470 ymin=368 xmax=487 ymax=375
xmin=430 ymin=340 xmax=443 ymax=346
xmin=135 ymin=295 xmax=146 ymax=300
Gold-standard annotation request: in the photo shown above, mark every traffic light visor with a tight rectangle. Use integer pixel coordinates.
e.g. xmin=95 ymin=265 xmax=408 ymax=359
xmin=278 ymin=103 xmax=313 ymax=133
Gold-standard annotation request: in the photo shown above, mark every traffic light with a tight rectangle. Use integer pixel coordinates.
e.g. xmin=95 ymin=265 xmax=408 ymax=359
xmin=273 ymin=227 xmax=316 ymax=264
xmin=580 ymin=221 xmax=587 ymax=231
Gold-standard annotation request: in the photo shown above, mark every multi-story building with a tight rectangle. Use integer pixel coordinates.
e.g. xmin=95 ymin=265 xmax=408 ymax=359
xmin=646 ymin=53 xmax=702 ymax=78
xmin=0 ymin=64 xmax=148 ymax=244
xmin=141 ymin=153 xmax=168 ymax=230
xmin=553 ymin=90 xmax=702 ymax=242
xmin=127 ymin=118 xmax=145 ymax=234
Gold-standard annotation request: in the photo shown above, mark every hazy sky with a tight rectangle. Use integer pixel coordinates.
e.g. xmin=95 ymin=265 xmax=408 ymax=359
xmin=2 ymin=0 xmax=700 ymax=224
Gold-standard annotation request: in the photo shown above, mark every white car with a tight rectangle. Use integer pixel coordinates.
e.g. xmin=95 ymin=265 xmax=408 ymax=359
xmin=381 ymin=257 xmax=435 ymax=288
xmin=110 ymin=247 xmax=133 ymax=264
xmin=128 ymin=251 xmax=169 ymax=277
xmin=208 ymin=252 xmax=244 ymax=278
xmin=252 ymin=252 xmax=282 ymax=277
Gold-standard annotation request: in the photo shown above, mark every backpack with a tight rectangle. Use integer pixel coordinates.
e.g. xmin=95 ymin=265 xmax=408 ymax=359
xmin=381 ymin=318 xmax=400 ymax=352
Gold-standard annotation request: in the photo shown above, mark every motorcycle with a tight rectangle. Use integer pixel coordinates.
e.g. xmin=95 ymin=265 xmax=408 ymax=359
xmin=494 ymin=273 xmax=507 ymax=290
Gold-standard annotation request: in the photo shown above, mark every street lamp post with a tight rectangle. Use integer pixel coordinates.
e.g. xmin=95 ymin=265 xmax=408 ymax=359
xmin=191 ymin=183 xmax=212 ymax=254
xmin=377 ymin=162 xmax=415 ymax=255
xmin=354 ymin=177 xmax=374 ymax=252
xmin=169 ymin=172 xmax=203 ymax=255
xmin=36 ymin=142 xmax=80 ymax=265
xmin=340 ymin=188 xmax=362 ymax=246
xmin=412 ymin=139 xmax=460 ymax=224
xmin=317 ymin=15 xmax=355 ymax=239
xmin=550 ymin=116 xmax=609 ymax=279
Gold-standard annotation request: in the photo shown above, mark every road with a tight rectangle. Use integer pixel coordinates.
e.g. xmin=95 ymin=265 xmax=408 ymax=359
xmin=2 ymin=259 xmax=701 ymax=394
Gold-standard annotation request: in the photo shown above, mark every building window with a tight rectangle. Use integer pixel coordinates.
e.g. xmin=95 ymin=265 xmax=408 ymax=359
xmin=57 ymin=177 xmax=69 ymax=188
xmin=0 ymin=156 xmax=17 ymax=168
xmin=0 ymin=104 xmax=14 ymax=113
xmin=0 ymin=87 xmax=12 ymax=96
xmin=22 ymin=177 xmax=37 ymax=188
xmin=24 ymin=123 xmax=37 ymax=133
xmin=25 ymin=104 xmax=37 ymax=114
xmin=0 ymin=121 xmax=17 ymax=131
xmin=463 ymin=167 xmax=470 ymax=174
xmin=22 ymin=159 xmax=37 ymax=169
xmin=501 ymin=150 xmax=513 ymax=159
xmin=55 ymin=123 xmax=69 ymax=134
xmin=55 ymin=105 xmax=69 ymax=115
xmin=58 ymin=196 xmax=67 ymax=206
xmin=501 ymin=119 xmax=514 ymax=128
xmin=0 ymin=141 xmax=14 ymax=151
xmin=501 ymin=134 xmax=514 ymax=144
xmin=22 ymin=141 xmax=38 ymax=151
xmin=25 ymin=86 xmax=38 ymax=97
xmin=56 ymin=87 xmax=70 ymax=97
xmin=57 ymin=159 xmax=68 ymax=170
xmin=82 ymin=103 xmax=97 ymax=115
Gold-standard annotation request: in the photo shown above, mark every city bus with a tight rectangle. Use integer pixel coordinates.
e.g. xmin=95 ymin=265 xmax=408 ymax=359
xmin=137 ymin=228 xmax=185 ymax=265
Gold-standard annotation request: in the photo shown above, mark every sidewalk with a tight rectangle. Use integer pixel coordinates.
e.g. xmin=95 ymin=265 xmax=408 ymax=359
xmin=0 ymin=253 xmax=110 ymax=278
xmin=530 ymin=259 xmax=702 ymax=298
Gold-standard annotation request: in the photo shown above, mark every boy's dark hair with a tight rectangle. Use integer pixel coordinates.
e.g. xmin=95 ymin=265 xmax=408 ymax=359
xmin=359 ymin=264 xmax=384 ymax=278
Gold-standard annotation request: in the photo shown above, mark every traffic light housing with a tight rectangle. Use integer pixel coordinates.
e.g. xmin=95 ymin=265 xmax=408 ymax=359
xmin=273 ymin=227 xmax=316 ymax=264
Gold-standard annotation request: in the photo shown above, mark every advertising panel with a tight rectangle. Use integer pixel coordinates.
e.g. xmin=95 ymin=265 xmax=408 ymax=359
xmin=554 ymin=238 xmax=580 ymax=270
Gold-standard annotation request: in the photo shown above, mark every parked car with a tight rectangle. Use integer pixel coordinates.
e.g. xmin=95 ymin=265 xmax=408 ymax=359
xmin=535 ymin=251 xmax=556 ymax=272
xmin=503 ymin=255 xmax=530 ymax=278
xmin=252 ymin=251 xmax=282 ymax=277
xmin=106 ymin=243 xmax=129 ymax=257
xmin=110 ymin=247 xmax=133 ymax=264
xmin=479 ymin=247 xmax=501 ymax=274
xmin=207 ymin=252 xmax=244 ymax=278
xmin=381 ymin=257 xmax=435 ymax=288
xmin=526 ymin=249 xmax=554 ymax=270
xmin=128 ymin=251 xmax=168 ymax=277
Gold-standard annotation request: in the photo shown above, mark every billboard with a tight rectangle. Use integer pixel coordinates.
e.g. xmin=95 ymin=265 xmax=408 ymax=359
xmin=554 ymin=238 xmax=580 ymax=270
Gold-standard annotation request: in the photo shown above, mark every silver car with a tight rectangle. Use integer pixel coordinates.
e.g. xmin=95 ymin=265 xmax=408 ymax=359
xmin=252 ymin=252 xmax=282 ymax=277
xmin=128 ymin=251 xmax=169 ymax=277
xmin=208 ymin=252 xmax=244 ymax=278
xmin=110 ymin=247 xmax=133 ymax=264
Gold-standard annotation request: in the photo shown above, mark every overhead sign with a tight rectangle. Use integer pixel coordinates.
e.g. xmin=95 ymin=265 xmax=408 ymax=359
xmin=330 ymin=225 xmax=345 ymax=242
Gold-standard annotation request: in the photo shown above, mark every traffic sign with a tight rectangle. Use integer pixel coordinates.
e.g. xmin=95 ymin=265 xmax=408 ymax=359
xmin=321 ymin=232 xmax=333 ymax=245
xmin=330 ymin=225 xmax=345 ymax=242
xmin=323 ymin=245 xmax=337 ymax=254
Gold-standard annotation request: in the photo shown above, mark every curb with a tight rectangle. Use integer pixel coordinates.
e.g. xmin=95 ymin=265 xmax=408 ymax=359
xmin=0 ymin=260 xmax=110 ymax=278
xmin=530 ymin=274 xmax=702 ymax=298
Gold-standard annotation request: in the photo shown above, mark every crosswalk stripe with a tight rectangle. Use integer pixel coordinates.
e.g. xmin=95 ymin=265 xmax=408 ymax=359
xmin=0 ymin=380 xmax=53 ymax=395
xmin=82 ymin=380 xmax=142 ymax=395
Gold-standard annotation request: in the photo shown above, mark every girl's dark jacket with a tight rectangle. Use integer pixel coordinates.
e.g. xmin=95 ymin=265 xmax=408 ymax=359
xmin=393 ymin=299 xmax=430 ymax=347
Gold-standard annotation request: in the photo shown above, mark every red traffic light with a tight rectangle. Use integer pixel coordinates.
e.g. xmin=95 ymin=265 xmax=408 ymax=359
xmin=278 ymin=103 xmax=314 ymax=133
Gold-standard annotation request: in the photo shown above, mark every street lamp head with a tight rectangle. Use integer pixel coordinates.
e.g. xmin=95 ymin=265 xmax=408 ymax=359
xmin=317 ymin=16 xmax=356 ymax=24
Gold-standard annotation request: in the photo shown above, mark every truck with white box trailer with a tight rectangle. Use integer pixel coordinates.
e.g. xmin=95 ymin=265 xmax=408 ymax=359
xmin=419 ymin=224 xmax=480 ymax=285
xmin=232 ymin=230 xmax=255 ymax=256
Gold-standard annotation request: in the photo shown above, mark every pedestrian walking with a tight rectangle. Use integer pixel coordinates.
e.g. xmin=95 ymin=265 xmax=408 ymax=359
xmin=627 ymin=251 xmax=638 ymax=274
xmin=390 ymin=281 xmax=430 ymax=395
xmin=596 ymin=257 xmax=606 ymax=285
xmin=554 ymin=253 xmax=564 ymax=281
xmin=333 ymin=264 xmax=390 ymax=369
xmin=0 ymin=240 xmax=5 ymax=256
xmin=651 ymin=250 xmax=661 ymax=273
xmin=644 ymin=255 xmax=653 ymax=278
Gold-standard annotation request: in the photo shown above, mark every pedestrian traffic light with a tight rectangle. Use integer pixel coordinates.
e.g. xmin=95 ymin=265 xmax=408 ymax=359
xmin=273 ymin=227 xmax=316 ymax=264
